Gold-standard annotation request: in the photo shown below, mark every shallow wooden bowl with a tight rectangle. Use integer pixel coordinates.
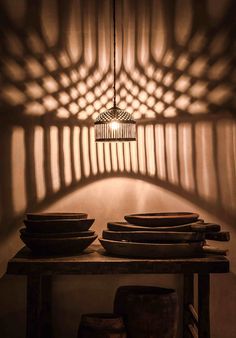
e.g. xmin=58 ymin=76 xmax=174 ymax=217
xmin=99 ymin=238 xmax=204 ymax=258
xmin=20 ymin=228 xmax=95 ymax=238
xmin=124 ymin=212 xmax=199 ymax=227
xmin=24 ymin=218 xmax=95 ymax=233
xmin=21 ymin=234 xmax=97 ymax=255
xmin=27 ymin=212 xmax=88 ymax=220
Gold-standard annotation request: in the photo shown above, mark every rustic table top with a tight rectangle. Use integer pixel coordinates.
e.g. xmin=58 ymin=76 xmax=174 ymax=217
xmin=7 ymin=245 xmax=229 ymax=275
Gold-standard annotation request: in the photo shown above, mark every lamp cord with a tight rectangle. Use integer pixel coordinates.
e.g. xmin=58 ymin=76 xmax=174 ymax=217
xmin=113 ymin=0 xmax=116 ymax=107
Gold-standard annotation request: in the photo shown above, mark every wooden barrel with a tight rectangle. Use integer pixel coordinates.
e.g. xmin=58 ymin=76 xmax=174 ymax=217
xmin=78 ymin=313 xmax=127 ymax=338
xmin=114 ymin=286 xmax=178 ymax=338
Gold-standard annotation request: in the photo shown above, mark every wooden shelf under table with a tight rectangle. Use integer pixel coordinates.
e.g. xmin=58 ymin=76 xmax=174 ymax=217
xmin=7 ymin=244 xmax=230 ymax=338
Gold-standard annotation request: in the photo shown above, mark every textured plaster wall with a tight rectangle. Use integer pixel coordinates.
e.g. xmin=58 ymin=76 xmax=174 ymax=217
xmin=1 ymin=178 xmax=236 ymax=338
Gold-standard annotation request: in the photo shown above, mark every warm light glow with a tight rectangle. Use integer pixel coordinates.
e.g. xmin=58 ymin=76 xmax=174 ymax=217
xmin=110 ymin=121 xmax=120 ymax=130
xmin=0 ymin=0 xmax=235 ymax=281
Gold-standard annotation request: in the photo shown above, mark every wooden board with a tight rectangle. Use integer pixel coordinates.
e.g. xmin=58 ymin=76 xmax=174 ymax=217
xmin=205 ymin=231 xmax=230 ymax=241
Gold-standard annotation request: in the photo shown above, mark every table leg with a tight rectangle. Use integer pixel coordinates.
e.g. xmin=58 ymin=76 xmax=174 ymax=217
xmin=26 ymin=274 xmax=42 ymax=338
xmin=198 ymin=273 xmax=210 ymax=338
xmin=183 ymin=273 xmax=194 ymax=338
xmin=27 ymin=274 xmax=53 ymax=338
xmin=41 ymin=275 xmax=52 ymax=338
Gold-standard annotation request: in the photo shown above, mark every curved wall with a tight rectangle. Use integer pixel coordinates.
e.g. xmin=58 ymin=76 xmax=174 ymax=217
xmin=0 ymin=0 xmax=236 ymax=337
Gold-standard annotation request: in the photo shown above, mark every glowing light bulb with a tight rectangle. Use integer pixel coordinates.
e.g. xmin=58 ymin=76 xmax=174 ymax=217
xmin=110 ymin=121 xmax=120 ymax=130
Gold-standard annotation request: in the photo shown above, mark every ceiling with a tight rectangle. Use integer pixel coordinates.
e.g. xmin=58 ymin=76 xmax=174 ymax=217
xmin=0 ymin=0 xmax=235 ymax=124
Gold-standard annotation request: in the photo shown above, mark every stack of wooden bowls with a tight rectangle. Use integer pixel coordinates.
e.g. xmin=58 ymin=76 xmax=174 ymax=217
xmin=20 ymin=213 xmax=97 ymax=256
xmin=99 ymin=212 xmax=229 ymax=258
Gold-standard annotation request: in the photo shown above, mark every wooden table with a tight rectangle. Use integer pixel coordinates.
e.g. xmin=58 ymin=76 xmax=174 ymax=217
xmin=7 ymin=245 xmax=229 ymax=338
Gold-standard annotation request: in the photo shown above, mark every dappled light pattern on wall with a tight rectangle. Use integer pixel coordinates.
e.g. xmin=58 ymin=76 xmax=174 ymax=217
xmin=0 ymin=0 xmax=235 ymax=122
xmin=0 ymin=0 xmax=236 ymax=236
xmin=1 ymin=120 xmax=235 ymax=234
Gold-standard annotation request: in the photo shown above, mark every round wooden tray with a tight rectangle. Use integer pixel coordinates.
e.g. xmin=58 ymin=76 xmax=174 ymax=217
xmin=99 ymin=238 xmax=204 ymax=258
xmin=27 ymin=212 xmax=88 ymax=220
xmin=21 ymin=234 xmax=97 ymax=255
xmin=102 ymin=230 xmax=205 ymax=243
xmin=24 ymin=218 xmax=95 ymax=233
xmin=124 ymin=212 xmax=199 ymax=227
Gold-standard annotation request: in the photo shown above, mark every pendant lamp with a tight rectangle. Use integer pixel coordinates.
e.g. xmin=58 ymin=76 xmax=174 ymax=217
xmin=95 ymin=0 xmax=136 ymax=142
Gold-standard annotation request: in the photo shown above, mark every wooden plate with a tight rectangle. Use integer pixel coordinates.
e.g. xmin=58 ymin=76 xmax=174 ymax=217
xmin=27 ymin=212 xmax=88 ymax=220
xmin=107 ymin=221 xmax=203 ymax=232
xmin=24 ymin=218 xmax=95 ymax=233
xmin=21 ymin=235 xmax=97 ymax=255
xmin=20 ymin=228 xmax=95 ymax=238
xmin=99 ymin=239 xmax=204 ymax=258
xmin=102 ymin=230 xmax=205 ymax=243
xmin=124 ymin=212 xmax=199 ymax=227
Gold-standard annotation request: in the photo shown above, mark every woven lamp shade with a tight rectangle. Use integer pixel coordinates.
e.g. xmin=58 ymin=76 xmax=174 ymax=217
xmin=95 ymin=106 xmax=136 ymax=142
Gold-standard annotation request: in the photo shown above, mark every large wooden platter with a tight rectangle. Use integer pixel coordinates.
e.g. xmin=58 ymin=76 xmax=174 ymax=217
xmin=124 ymin=212 xmax=199 ymax=227
xmin=99 ymin=238 xmax=204 ymax=258
xmin=102 ymin=230 xmax=205 ymax=243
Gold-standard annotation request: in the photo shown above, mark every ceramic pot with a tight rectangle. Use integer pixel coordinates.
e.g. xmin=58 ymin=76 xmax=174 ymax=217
xmin=114 ymin=286 xmax=178 ymax=338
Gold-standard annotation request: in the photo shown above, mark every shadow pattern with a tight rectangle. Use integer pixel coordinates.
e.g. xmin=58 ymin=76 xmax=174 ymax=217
xmin=0 ymin=0 xmax=235 ymax=237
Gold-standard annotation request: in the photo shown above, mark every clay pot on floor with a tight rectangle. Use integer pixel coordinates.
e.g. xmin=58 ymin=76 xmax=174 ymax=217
xmin=78 ymin=313 xmax=127 ymax=338
xmin=114 ymin=286 xmax=178 ymax=338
